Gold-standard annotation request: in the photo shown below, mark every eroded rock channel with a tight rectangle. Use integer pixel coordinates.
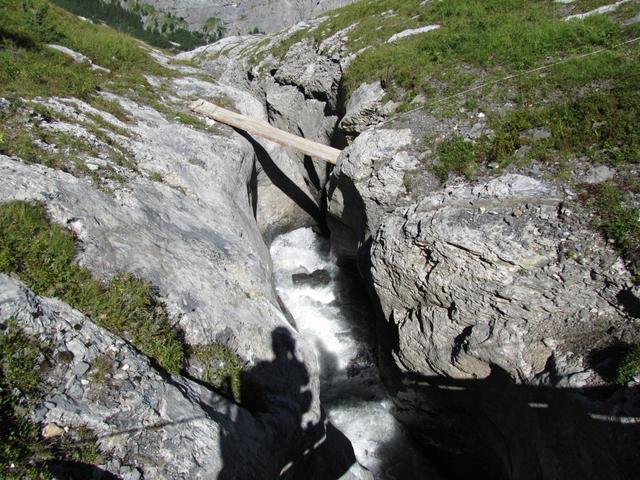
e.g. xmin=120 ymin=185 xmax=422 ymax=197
xmin=270 ymin=228 xmax=443 ymax=479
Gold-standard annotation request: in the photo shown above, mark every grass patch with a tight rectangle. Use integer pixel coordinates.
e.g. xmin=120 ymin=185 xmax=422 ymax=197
xmin=581 ymin=182 xmax=640 ymax=275
xmin=0 ymin=201 xmax=185 ymax=373
xmin=268 ymin=0 xmax=635 ymax=101
xmin=432 ymin=135 xmax=478 ymax=182
xmin=149 ymin=171 xmax=164 ymax=182
xmin=89 ymin=354 xmax=113 ymax=384
xmin=270 ymin=28 xmax=311 ymax=59
xmin=191 ymin=343 xmax=244 ymax=402
xmin=1 ymin=320 xmax=53 ymax=479
xmin=0 ymin=0 xmax=172 ymax=102
xmin=174 ymin=111 xmax=208 ymax=129
xmin=616 ymin=343 xmax=640 ymax=385
xmin=0 ymin=100 xmax=134 ymax=188
xmin=88 ymin=96 xmax=131 ymax=124
xmin=208 ymin=93 xmax=238 ymax=112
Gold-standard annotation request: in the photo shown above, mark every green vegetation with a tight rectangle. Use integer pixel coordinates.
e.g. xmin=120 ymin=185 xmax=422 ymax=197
xmin=149 ymin=170 xmax=164 ymax=182
xmin=0 ymin=320 xmax=100 ymax=477
xmin=0 ymin=100 xmax=134 ymax=188
xmin=432 ymin=59 xmax=640 ymax=178
xmin=51 ymin=0 xmax=224 ymax=51
xmin=0 ymin=1 xmax=169 ymax=186
xmin=271 ymin=0 xmax=637 ymax=100
xmin=433 ymin=136 xmax=478 ymax=182
xmin=314 ymin=1 xmax=632 ymax=280
xmin=174 ymin=111 xmax=208 ymax=129
xmin=1 ymin=320 xmax=52 ymax=479
xmin=0 ymin=201 xmax=246 ymax=398
xmin=204 ymin=16 xmax=225 ymax=40
xmin=191 ymin=343 xmax=244 ymax=402
xmin=616 ymin=343 xmax=640 ymax=385
xmin=89 ymin=354 xmax=113 ymax=384
xmin=209 ymin=93 xmax=238 ymax=112
xmin=0 ymin=201 xmax=185 ymax=373
xmin=0 ymin=0 xmax=170 ymax=101
xmin=581 ymin=183 xmax=640 ymax=275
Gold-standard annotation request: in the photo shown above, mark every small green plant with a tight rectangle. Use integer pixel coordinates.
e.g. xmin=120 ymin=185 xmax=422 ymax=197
xmin=89 ymin=354 xmax=113 ymax=384
xmin=0 ymin=201 xmax=185 ymax=373
xmin=0 ymin=320 xmax=51 ymax=479
xmin=174 ymin=112 xmax=207 ymax=129
xmin=433 ymin=135 xmax=478 ymax=182
xmin=150 ymin=171 xmax=164 ymax=182
xmin=191 ymin=343 xmax=244 ymax=402
xmin=0 ymin=320 xmax=104 ymax=476
xmin=616 ymin=343 xmax=640 ymax=385
xmin=581 ymin=182 xmax=640 ymax=275
xmin=210 ymin=94 xmax=237 ymax=113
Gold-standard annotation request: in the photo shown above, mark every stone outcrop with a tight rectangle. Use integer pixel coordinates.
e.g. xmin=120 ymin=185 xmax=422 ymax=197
xmin=180 ymin=26 xmax=354 ymax=215
xmin=0 ymin=48 xmax=353 ymax=477
xmin=0 ymin=275 xmax=275 ymax=479
xmin=326 ymin=127 xmax=640 ymax=478
xmin=370 ymin=174 xmax=636 ymax=383
xmin=338 ymin=82 xmax=397 ymax=138
xmin=114 ymin=0 xmax=357 ymax=36
xmin=327 ymin=128 xmax=430 ymax=259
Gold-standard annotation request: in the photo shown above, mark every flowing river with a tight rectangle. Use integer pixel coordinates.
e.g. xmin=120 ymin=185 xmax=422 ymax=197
xmin=270 ymin=228 xmax=441 ymax=479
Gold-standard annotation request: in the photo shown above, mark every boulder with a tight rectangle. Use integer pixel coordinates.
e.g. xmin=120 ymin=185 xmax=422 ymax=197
xmin=327 ymin=128 xmax=428 ymax=261
xmin=274 ymin=39 xmax=343 ymax=109
xmin=338 ymin=81 xmax=397 ymax=137
xmin=292 ymin=269 xmax=332 ymax=287
xmin=367 ymin=174 xmax=639 ymax=478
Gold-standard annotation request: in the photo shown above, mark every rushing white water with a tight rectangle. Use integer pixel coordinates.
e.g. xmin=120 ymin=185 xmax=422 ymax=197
xmin=270 ymin=228 xmax=440 ymax=479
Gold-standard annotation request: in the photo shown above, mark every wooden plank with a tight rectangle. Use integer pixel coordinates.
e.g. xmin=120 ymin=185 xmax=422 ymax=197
xmin=190 ymin=99 xmax=341 ymax=165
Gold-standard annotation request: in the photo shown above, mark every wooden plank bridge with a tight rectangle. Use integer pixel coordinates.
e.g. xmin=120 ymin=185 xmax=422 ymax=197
xmin=190 ymin=99 xmax=342 ymax=165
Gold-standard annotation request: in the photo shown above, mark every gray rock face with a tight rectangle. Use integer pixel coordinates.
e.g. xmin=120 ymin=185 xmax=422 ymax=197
xmin=327 ymin=128 xmax=429 ymax=259
xmin=273 ymin=39 xmax=344 ymax=110
xmin=169 ymin=71 xmax=321 ymax=243
xmin=326 ymin=125 xmax=640 ymax=477
xmin=371 ymin=174 xmax=636 ymax=383
xmin=115 ymin=0 xmax=356 ymax=35
xmin=0 ymin=275 xmax=275 ymax=479
xmin=338 ymin=81 xmax=396 ymax=137
xmin=186 ymin=29 xmax=351 ymax=212
xmin=370 ymin=176 xmax=640 ymax=478
xmin=0 ymin=49 xmax=353 ymax=476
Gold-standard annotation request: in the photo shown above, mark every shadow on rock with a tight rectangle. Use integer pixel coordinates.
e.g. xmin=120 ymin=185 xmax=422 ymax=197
xmin=234 ymin=129 xmax=327 ymax=233
xmin=388 ymin=367 xmax=640 ymax=480
xmin=45 ymin=461 xmax=120 ymax=479
xmin=219 ymin=327 xmax=358 ymax=480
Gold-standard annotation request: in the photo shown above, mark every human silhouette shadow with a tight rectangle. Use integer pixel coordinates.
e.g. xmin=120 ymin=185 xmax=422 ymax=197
xmin=218 ymin=327 xmax=357 ymax=480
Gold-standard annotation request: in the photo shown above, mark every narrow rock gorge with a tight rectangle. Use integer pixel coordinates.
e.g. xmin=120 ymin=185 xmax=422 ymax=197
xmin=1 ymin=1 xmax=639 ymax=479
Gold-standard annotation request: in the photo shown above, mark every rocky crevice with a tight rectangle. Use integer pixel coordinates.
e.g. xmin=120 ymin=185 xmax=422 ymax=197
xmin=190 ymin=27 xmax=640 ymax=478
xmin=0 ymin=44 xmax=351 ymax=477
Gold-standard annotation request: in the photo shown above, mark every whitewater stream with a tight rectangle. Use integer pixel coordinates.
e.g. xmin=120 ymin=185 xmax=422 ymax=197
xmin=270 ymin=228 xmax=440 ymax=479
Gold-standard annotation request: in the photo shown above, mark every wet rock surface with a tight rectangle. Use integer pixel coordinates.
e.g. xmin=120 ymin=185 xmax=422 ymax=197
xmin=292 ymin=269 xmax=332 ymax=287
